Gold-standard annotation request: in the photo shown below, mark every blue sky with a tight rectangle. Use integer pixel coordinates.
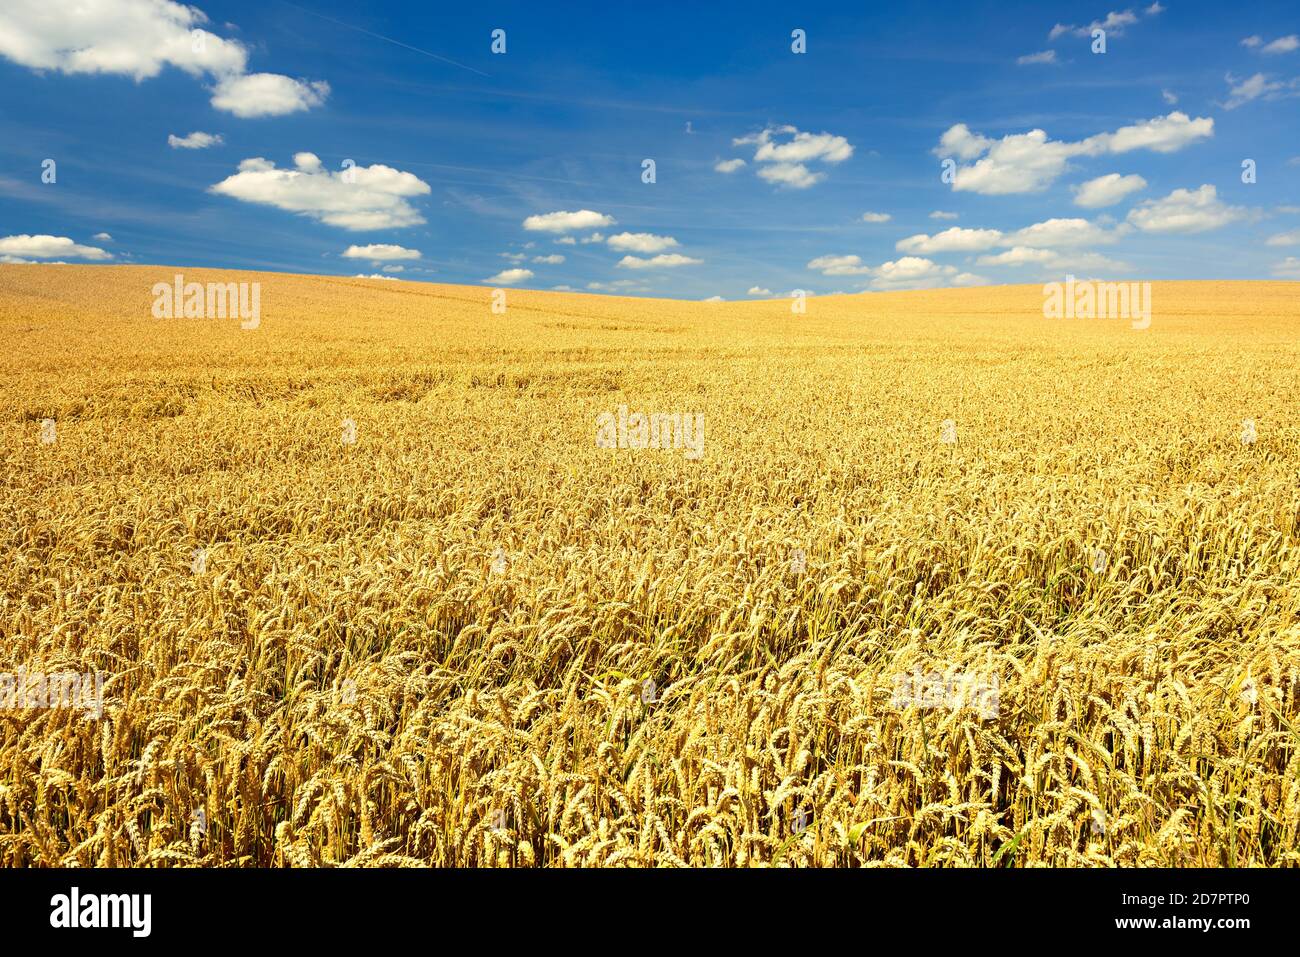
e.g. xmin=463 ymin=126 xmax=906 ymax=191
xmin=2 ymin=0 xmax=1299 ymax=298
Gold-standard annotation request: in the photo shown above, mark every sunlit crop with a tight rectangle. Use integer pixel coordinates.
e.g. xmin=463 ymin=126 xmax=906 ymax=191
xmin=2 ymin=265 xmax=1298 ymax=866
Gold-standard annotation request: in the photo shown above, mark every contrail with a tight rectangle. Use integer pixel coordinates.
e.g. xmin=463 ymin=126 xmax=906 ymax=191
xmin=278 ymin=2 xmax=492 ymax=78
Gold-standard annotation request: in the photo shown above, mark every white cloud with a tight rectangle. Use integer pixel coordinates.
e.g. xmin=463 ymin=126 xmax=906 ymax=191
xmin=485 ymin=268 xmax=533 ymax=285
xmin=554 ymin=236 xmax=576 ymax=245
xmin=935 ymin=112 xmax=1213 ymax=195
xmin=92 ymin=232 xmax=112 ymax=241
xmin=522 ymin=209 xmax=615 ymax=233
xmin=500 ymin=252 xmax=526 ymax=262
xmin=734 ymin=124 xmax=853 ymax=189
xmin=1072 ymin=172 xmax=1147 ymax=207
xmin=1242 ymin=36 xmax=1263 ymax=48
xmin=1265 ymin=230 xmax=1300 ymax=246
xmin=807 ymin=254 xmax=983 ymax=290
xmin=342 ymin=244 xmax=421 ymax=262
xmin=1050 ymin=10 xmax=1143 ymax=40
xmin=747 ymin=286 xmax=772 ymax=296
xmin=861 ymin=211 xmax=891 ymax=223
xmin=210 ymin=73 xmax=329 ymax=118
xmin=930 ymin=210 xmax=959 ymax=220
xmin=896 ymin=227 xmax=1002 ymax=254
xmin=868 ymin=257 xmax=967 ymax=291
xmin=606 ymin=232 xmax=679 ymax=253
xmin=714 ymin=158 xmax=746 ymax=173
xmin=1222 ymin=72 xmax=1299 ymax=109
xmin=1002 ymin=217 xmax=1122 ymax=247
xmin=532 ymin=254 xmax=564 ymax=264
xmin=381 ymin=265 xmax=404 ymax=273
xmin=587 ymin=279 xmax=646 ymax=292
xmin=615 ymin=253 xmax=702 ymax=269
xmin=1272 ymin=257 xmax=1300 ymax=278
xmin=807 ymin=254 xmax=873 ymax=276
xmin=579 ymin=233 xmax=606 ymax=244
xmin=1127 ymin=184 xmax=1248 ymax=233
xmin=1097 ymin=113 xmax=1217 ymax=153
xmin=1018 ymin=50 xmax=1057 ymax=65
xmin=701 ymin=295 xmax=725 ymax=302
xmin=210 ymin=153 xmax=430 ymax=230
xmin=977 ymin=247 xmax=1130 ymax=272
xmin=1161 ymin=88 xmax=1178 ymax=105
xmin=168 ymin=131 xmax=223 ymax=149
xmin=0 ymin=234 xmax=112 ymax=260
xmin=756 ymin=162 xmax=822 ymax=188
xmin=354 ymin=273 xmax=399 ymax=281
xmin=1262 ymin=35 xmax=1300 ymax=55
xmin=976 ymin=247 xmax=1057 ymax=266
xmin=0 ymin=0 xmax=246 ymax=79
xmin=0 ymin=1 xmax=328 ymax=117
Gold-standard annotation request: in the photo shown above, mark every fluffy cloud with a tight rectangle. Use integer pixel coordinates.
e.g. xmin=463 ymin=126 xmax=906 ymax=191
xmin=606 ymin=232 xmax=679 ymax=253
xmin=342 ymin=244 xmax=421 ymax=261
xmin=894 ymin=219 xmax=1119 ymax=256
xmin=354 ymin=273 xmax=399 ymax=281
xmin=714 ymin=158 xmax=746 ymax=173
xmin=807 ymin=254 xmax=873 ymax=276
xmin=210 ymin=73 xmax=329 ymax=118
xmin=0 ymin=234 xmax=112 ymax=260
xmin=896 ymin=227 xmax=1002 ymax=254
xmin=485 ymin=268 xmax=533 ymax=285
xmin=935 ymin=113 xmax=1213 ymax=194
xmin=975 ymin=247 xmax=1056 ymax=266
xmin=1126 ymin=184 xmax=1248 ymax=233
xmin=0 ymin=0 xmax=245 ymax=78
xmin=522 ymin=209 xmax=615 ymax=233
xmin=0 ymin=1 xmax=328 ymax=117
xmin=733 ymin=124 xmax=853 ymax=189
xmin=930 ymin=210 xmax=959 ymax=220
xmin=92 ymin=232 xmax=112 ymax=241
xmin=1017 ymin=50 xmax=1057 ymax=65
xmin=757 ymin=163 xmax=822 ymax=188
xmin=210 ymin=153 xmax=431 ymax=230
xmin=532 ymin=254 xmax=565 ymax=264
xmin=747 ymin=286 xmax=772 ymax=296
xmin=615 ymin=253 xmax=702 ymax=269
xmin=168 ymin=131 xmax=223 ymax=149
xmin=868 ymin=257 xmax=985 ymax=291
xmin=1072 ymin=172 xmax=1147 ymax=207
xmin=807 ymin=254 xmax=984 ymax=289
xmin=862 ymin=212 xmax=891 ymax=223
xmin=1002 ymin=217 xmax=1122 ymax=247
xmin=1265 ymin=230 xmax=1300 ymax=246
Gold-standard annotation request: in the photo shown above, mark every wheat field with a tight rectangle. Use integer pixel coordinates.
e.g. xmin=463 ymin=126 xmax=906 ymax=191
xmin=2 ymin=264 xmax=1298 ymax=867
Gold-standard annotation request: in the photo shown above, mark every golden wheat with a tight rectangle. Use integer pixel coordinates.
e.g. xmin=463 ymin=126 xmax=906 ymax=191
xmin=1 ymin=264 xmax=1298 ymax=867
